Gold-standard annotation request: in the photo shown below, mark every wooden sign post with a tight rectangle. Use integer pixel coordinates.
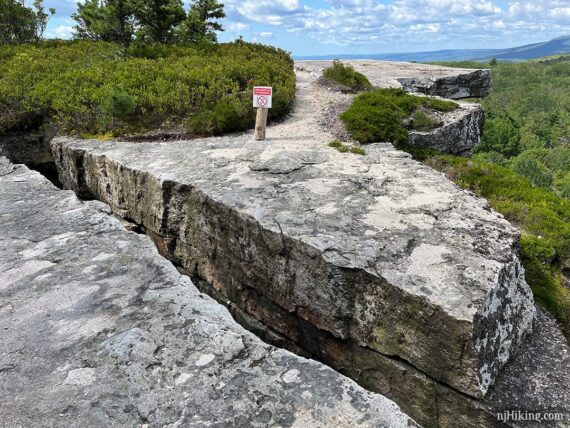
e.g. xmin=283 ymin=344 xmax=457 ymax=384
xmin=253 ymin=86 xmax=272 ymax=141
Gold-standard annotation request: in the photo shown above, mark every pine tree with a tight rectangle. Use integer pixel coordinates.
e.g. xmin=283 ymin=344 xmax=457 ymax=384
xmin=73 ymin=0 xmax=135 ymax=46
xmin=132 ymin=0 xmax=186 ymax=43
xmin=181 ymin=0 xmax=225 ymax=43
xmin=106 ymin=0 xmax=136 ymax=46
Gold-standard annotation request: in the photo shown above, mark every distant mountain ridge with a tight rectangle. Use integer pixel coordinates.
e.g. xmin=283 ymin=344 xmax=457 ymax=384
xmin=295 ymin=35 xmax=570 ymax=63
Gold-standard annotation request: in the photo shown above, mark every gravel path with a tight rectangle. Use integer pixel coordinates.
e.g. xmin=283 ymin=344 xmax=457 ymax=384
xmin=265 ymin=66 xmax=354 ymax=147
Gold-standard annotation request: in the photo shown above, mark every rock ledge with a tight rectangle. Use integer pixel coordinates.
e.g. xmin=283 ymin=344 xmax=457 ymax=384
xmin=0 ymin=157 xmax=415 ymax=427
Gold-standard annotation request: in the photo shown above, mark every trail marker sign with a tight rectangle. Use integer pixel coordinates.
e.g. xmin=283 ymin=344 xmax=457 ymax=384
xmin=253 ymin=86 xmax=273 ymax=109
xmin=253 ymin=86 xmax=272 ymax=140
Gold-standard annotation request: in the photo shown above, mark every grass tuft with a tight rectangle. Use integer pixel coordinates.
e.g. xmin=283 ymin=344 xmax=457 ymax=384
xmin=328 ymin=139 xmax=366 ymax=155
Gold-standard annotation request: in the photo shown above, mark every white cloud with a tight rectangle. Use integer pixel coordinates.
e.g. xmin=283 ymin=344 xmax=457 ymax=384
xmin=47 ymin=25 xmax=74 ymax=39
xmin=47 ymin=0 xmax=570 ymax=53
xmin=549 ymin=7 xmax=570 ymax=22
xmin=227 ymin=22 xmax=249 ymax=32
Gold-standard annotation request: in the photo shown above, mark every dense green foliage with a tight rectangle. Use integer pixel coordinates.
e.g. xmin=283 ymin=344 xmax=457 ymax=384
xmin=425 ymin=155 xmax=570 ymax=333
xmin=0 ymin=41 xmax=295 ymax=137
xmin=340 ymin=88 xmax=457 ymax=144
xmin=182 ymin=0 xmax=225 ymax=43
xmin=322 ymin=60 xmax=372 ymax=92
xmin=435 ymin=59 xmax=570 ymax=199
xmin=73 ymin=0 xmax=136 ymax=46
xmin=132 ymin=0 xmax=186 ymax=43
xmin=0 ymin=0 xmax=55 ymax=44
xmin=72 ymin=0 xmax=225 ymax=45
xmin=411 ymin=110 xmax=440 ymax=132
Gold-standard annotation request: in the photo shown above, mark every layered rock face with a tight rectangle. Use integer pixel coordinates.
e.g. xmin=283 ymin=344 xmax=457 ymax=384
xmin=397 ymin=69 xmax=492 ymax=99
xmin=408 ymin=102 xmax=484 ymax=155
xmin=52 ymin=134 xmax=539 ymax=425
xmin=0 ymin=157 xmax=415 ymax=427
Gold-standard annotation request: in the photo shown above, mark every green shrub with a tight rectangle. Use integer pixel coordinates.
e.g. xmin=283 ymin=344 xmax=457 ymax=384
xmin=511 ymin=156 xmax=554 ymax=188
xmin=350 ymin=146 xmax=366 ymax=155
xmin=473 ymin=151 xmax=507 ymax=166
xmin=554 ymin=173 xmax=570 ymax=198
xmin=521 ymin=235 xmax=569 ymax=323
xmin=0 ymin=40 xmax=295 ymax=136
xmin=328 ymin=139 xmax=344 ymax=149
xmin=341 ymin=88 xmax=457 ymax=144
xmin=411 ymin=110 xmax=440 ymax=132
xmin=328 ymin=139 xmax=348 ymax=152
xmin=322 ymin=60 xmax=372 ymax=92
xmin=101 ymin=85 xmax=134 ymax=119
xmin=475 ymin=116 xmax=521 ymax=157
xmin=506 ymin=147 xmax=570 ymax=195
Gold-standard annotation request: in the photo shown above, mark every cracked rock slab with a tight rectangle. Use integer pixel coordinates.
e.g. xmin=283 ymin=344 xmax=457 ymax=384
xmin=0 ymin=158 xmax=416 ymax=428
xmin=52 ymin=134 xmax=536 ymax=399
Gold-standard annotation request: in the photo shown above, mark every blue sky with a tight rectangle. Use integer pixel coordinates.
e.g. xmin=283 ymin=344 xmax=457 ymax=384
xmin=43 ymin=0 xmax=570 ymax=56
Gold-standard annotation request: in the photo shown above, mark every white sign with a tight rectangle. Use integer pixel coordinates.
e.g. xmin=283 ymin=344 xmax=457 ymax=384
xmin=253 ymin=86 xmax=273 ymax=109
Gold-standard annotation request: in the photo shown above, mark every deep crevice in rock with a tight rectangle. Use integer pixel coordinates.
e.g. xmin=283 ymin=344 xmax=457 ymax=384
xmin=0 ymin=131 xmax=63 ymax=189
xmin=12 ymin=148 xmax=489 ymax=426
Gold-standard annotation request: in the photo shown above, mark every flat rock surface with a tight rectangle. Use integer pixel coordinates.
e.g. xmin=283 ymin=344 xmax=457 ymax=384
xmin=50 ymin=62 xmax=533 ymax=399
xmin=298 ymin=60 xmax=491 ymax=98
xmin=0 ymin=157 xmax=416 ymax=427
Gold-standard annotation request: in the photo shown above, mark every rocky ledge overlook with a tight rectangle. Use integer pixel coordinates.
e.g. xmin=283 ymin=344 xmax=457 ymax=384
xmin=301 ymin=61 xmax=487 ymax=155
xmin=301 ymin=60 xmax=491 ymax=100
xmin=2 ymin=61 xmax=569 ymax=428
xmin=0 ymin=157 xmax=415 ymax=427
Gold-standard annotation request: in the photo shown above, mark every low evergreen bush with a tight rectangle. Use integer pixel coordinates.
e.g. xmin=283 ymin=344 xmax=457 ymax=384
xmin=0 ymin=40 xmax=295 ymax=137
xmin=322 ymin=60 xmax=372 ymax=92
xmin=340 ymin=88 xmax=457 ymax=144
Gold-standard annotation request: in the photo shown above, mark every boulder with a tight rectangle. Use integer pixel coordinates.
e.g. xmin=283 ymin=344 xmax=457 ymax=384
xmin=398 ymin=69 xmax=492 ymax=99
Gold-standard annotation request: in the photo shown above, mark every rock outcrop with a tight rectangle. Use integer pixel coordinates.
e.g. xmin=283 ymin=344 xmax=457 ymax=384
xmin=51 ymin=133 xmax=542 ymax=426
xmin=408 ymin=102 xmax=484 ymax=155
xmin=300 ymin=60 xmax=491 ymax=99
xmin=300 ymin=61 xmax=486 ymax=154
xmin=0 ymin=157 xmax=416 ymax=427
xmin=397 ymin=69 xmax=492 ymax=99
